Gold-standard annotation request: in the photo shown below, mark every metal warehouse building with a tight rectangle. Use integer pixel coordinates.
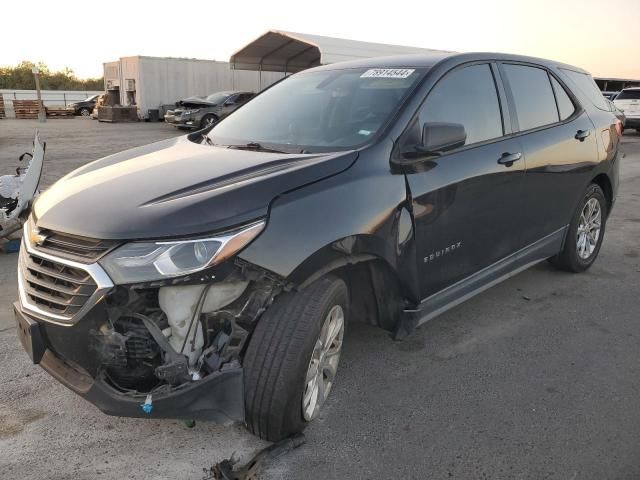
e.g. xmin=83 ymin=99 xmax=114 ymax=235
xmin=102 ymin=56 xmax=284 ymax=120
xmin=103 ymin=30 xmax=451 ymax=120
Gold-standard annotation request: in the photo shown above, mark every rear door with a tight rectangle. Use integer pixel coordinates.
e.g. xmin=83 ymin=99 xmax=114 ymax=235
xmin=499 ymin=63 xmax=597 ymax=247
xmin=402 ymin=63 xmax=527 ymax=299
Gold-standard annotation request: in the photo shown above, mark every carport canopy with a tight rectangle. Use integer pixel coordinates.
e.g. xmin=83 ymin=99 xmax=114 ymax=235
xmin=230 ymin=30 xmax=452 ymax=73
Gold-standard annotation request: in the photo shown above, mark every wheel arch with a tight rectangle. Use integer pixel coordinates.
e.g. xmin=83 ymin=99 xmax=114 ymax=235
xmin=287 ymin=238 xmax=410 ymax=332
xmin=591 ymin=172 xmax=613 ymax=213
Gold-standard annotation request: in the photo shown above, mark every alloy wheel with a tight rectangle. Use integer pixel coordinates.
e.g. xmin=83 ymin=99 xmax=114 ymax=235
xmin=576 ymin=197 xmax=601 ymax=260
xmin=302 ymin=304 xmax=345 ymax=421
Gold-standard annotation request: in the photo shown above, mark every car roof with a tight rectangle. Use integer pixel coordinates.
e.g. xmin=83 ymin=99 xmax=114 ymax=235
xmin=305 ymin=52 xmax=588 ymax=75
xmin=620 ymin=87 xmax=640 ymax=91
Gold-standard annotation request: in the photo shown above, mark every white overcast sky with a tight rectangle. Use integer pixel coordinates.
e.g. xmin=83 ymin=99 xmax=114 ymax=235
xmin=4 ymin=0 xmax=639 ymax=79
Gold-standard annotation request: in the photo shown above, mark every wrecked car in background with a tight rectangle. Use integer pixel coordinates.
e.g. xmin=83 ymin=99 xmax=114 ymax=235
xmin=15 ymin=52 xmax=619 ymax=442
xmin=164 ymin=91 xmax=255 ymax=129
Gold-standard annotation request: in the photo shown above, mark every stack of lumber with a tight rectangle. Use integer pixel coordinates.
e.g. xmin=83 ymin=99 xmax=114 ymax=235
xmin=13 ymin=100 xmax=42 ymax=119
xmin=46 ymin=106 xmax=74 ymax=118
xmin=0 ymin=96 xmax=5 ymax=118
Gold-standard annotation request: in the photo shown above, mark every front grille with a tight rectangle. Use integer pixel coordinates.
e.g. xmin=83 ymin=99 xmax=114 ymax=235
xmin=18 ymin=229 xmax=114 ymax=324
xmin=21 ymin=252 xmax=97 ymax=317
xmin=35 ymin=230 xmax=119 ymax=263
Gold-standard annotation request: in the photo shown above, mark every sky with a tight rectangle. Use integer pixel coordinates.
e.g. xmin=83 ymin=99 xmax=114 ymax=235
xmin=3 ymin=0 xmax=639 ymax=80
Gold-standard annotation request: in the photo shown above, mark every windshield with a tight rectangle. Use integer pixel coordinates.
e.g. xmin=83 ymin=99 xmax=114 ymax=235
xmin=206 ymin=92 xmax=232 ymax=104
xmin=208 ymin=67 xmax=425 ymax=152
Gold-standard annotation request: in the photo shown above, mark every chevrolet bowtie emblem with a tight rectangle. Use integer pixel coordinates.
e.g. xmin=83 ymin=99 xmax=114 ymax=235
xmin=30 ymin=227 xmax=47 ymax=247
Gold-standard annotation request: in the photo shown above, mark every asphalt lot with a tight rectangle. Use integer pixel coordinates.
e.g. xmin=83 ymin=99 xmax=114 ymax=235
xmin=1 ymin=118 xmax=640 ymax=479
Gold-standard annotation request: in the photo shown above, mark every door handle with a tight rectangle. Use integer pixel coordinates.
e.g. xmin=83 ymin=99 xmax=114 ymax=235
xmin=497 ymin=152 xmax=522 ymax=166
xmin=575 ymin=129 xmax=591 ymax=141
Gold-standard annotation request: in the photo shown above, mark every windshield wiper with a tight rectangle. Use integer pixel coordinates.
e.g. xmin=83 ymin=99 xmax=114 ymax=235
xmin=227 ymin=142 xmax=289 ymax=154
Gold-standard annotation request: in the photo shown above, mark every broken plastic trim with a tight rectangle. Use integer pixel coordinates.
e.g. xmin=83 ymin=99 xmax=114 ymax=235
xmin=205 ymin=433 xmax=306 ymax=480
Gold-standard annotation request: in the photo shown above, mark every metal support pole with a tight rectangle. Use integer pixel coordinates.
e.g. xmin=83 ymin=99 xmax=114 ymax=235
xmin=32 ymin=67 xmax=46 ymax=123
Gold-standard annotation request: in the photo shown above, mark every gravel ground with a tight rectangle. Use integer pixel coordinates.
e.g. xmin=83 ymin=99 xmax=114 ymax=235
xmin=1 ymin=118 xmax=639 ymax=479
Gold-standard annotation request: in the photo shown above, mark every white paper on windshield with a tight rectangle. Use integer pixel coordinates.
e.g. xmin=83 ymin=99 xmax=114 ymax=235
xmin=360 ymin=68 xmax=415 ymax=79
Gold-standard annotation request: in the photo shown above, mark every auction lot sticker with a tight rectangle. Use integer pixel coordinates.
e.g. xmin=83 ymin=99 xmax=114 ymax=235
xmin=361 ymin=68 xmax=415 ymax=79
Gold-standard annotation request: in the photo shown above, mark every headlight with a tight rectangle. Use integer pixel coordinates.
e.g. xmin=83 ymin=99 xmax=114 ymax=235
xmin=100 ymin=220 xmax=265 ymax=284
xmin=181 ymin=109 xmax=200 ymax=116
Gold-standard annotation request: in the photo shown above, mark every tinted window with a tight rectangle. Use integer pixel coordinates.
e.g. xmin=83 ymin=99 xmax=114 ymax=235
xmin=550 ymin=76 xmax=576 ymax=120
xmin=503 ymin=64 xmax=558 ymax=131
xmin=616 ymin=89 xmax=640 ymax=100
xmin=237 ymin=93 xmax=253 ymax=103
xmin=561 ymin=69 xmax=610 ymax=111
xmin=418 ymin=64 xmax=503 ymax=146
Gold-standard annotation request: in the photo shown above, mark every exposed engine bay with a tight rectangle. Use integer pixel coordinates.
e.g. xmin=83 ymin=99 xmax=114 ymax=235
xmin=88 ymin=261 xmax=282 ymax=401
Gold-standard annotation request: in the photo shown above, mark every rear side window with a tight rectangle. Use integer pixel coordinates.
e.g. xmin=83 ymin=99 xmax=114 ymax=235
xmin=418 ymin=64 xmax=503 ymax=146
xmin=616 ymin=90 xmax=640 ymax=100
xmin=550 ymin=76 xmax=576 ymax=120
xmin=503 ymin=64 xmax=558 ymax=131
xmin=561 ymin=69 xmax=610 ymax=111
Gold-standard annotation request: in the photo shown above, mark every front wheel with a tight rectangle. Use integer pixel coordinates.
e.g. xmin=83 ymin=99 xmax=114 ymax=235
xmin=243 ymin=275 xmax=348 ymax=441
xmin=550 ymin=183 xmax=607 ymax=272
xmin=200 ymin=114 xmax=218 ymax=129
xmin=80 ymin=108 xmax=91 ymax=116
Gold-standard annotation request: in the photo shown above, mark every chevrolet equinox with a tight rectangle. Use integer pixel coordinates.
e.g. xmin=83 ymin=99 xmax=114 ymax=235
xmin=15 ymin=52 xmax=620 ymax=441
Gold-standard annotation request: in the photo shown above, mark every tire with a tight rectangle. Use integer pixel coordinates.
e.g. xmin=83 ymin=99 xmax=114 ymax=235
xmin=200 ymin=114 xmax=218 ymax=129
xmin=80 ymin=108 xmax=91 ymax=117
xmin=550 ymin=183 xmax=607 ymax=272
xmin=244 ymin=275 xmax=349 ymax=441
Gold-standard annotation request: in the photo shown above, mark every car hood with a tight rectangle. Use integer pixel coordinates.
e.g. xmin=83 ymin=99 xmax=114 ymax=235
xmin=33 ymin=135 xmax=357 ymax=240
xmin=178 ymin=96 xmax=217 ymax=108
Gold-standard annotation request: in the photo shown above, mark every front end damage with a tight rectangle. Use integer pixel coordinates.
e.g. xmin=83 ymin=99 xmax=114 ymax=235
xmin=16 ymin=231 xmax=283 ymax=423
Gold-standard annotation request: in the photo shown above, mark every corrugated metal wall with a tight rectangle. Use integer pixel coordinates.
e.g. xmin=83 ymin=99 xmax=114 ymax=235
xmin=105 ymin=57 xmax=285 ymax=118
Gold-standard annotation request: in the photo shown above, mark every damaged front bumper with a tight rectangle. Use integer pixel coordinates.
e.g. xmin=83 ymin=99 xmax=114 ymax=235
xmin=15 ymin=302 xmax=245 ymax=423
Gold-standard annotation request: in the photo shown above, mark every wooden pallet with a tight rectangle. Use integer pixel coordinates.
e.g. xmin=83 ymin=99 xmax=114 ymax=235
xmin=46 ymin=106 xmax=74 ymax=118
xmin=13 ymin=100 xmax=43 ymax=119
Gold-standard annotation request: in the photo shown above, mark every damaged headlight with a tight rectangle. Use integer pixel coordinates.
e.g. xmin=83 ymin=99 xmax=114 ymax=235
xmin=100 ymin=220 xmax=265 ymax=284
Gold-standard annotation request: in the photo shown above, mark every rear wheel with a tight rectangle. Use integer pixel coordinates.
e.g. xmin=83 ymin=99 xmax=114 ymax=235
xmin=550 ymin=183 xmax=607 ymax=272
xmin=243 ymin=275 xmax=348 ymax=441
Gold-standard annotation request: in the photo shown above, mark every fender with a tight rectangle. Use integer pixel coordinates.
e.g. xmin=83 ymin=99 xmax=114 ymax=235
xmin=238 ymin=141 xmax=421 ymax=303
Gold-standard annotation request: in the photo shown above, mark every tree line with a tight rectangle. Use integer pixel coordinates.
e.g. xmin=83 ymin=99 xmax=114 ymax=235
xmin=0 ymin=61 xmax=103 ymax=90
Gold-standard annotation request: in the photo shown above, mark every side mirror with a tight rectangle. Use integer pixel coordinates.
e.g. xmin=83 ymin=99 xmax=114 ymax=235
xmin=416 ymin=122 xmax=467 ymax=156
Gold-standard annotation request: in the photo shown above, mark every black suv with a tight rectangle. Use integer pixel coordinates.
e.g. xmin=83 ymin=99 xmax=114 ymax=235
xmin=69 ymin=95 xmax=99 ymax=116
xmin=15 ymin=52 xmax=620 ymax=441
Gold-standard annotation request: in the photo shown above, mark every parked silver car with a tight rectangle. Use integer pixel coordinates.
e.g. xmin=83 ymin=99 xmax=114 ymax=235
xmin=164 ymin=91 xmax=255 ymax=129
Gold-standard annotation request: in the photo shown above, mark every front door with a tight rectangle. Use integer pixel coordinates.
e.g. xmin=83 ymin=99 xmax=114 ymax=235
xmin=401 ymin=63 xmax=527 ymax=299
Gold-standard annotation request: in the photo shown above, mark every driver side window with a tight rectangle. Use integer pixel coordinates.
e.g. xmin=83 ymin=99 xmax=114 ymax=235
xmin=418 ymin=64 xmax=504 ymax=147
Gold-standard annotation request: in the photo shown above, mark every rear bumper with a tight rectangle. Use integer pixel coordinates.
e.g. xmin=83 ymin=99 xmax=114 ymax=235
xmin=14 ymin=302 xmax=245 ymax=423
